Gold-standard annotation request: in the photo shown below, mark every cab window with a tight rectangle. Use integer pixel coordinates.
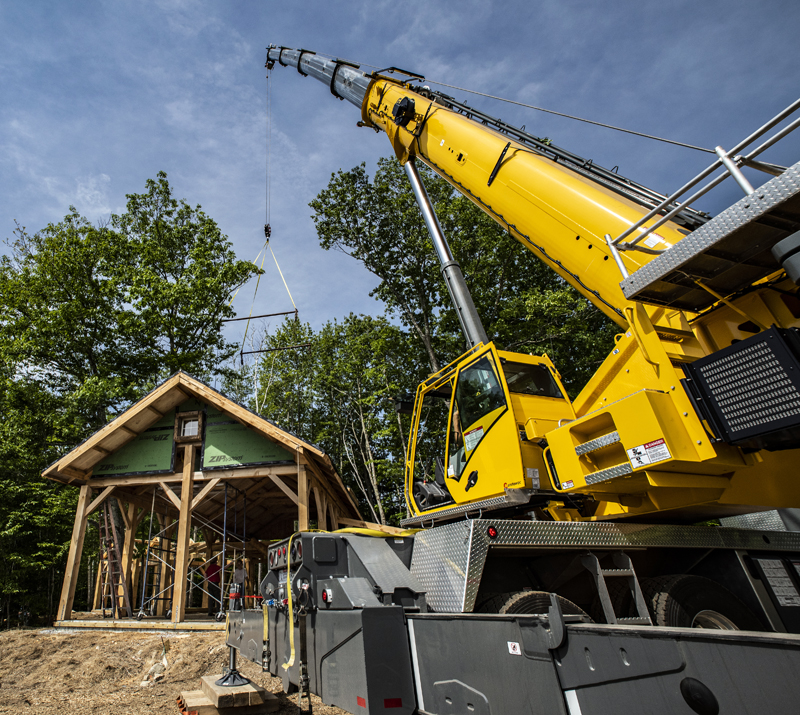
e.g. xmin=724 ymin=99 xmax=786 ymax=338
xmin=502 ymin=361 xmax=563 ymax=399
xmin=447 ymin=354 xmax=507 ymax=479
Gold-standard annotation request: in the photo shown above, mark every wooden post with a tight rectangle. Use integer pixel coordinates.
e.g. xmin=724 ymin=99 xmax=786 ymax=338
xmin=118 ymin=503 xmax=139 ymax=609
xmin=297 ymin=465 xmax=309 ymax=531
xmin=202 ymin=531 xmax=215 ymax=612
xmin=313 ymin=485 xmax=327 ymax=531
xmin=172 ymin=445 xmax=195 ymax=622
xmin=57 ymin=484 xmax=92 ymax=621
xmin=92 ymin=555 xmax=103 ymax=610
xmin=156 ymin=515 xmax=174 ymax=617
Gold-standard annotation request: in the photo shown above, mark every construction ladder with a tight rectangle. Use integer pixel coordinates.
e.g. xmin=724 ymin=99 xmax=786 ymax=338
xmin=582 ymin=551 xmax=652 ymax=625
xmin=98 ymin=501 xmax=133 ymax=619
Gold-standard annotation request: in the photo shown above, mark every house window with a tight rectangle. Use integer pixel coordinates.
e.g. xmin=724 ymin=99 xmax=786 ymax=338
xmin=175 ymin=411 xmax=203 ymax=443
xmin=181 ymin=418 xmax=199 ymax=437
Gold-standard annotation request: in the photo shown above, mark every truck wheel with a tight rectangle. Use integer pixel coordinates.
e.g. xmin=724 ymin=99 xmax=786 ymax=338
xmin=477 ymin=591 xmax=590 ymax=618
xmin=641 ymin=575 xmax=762 ymax=630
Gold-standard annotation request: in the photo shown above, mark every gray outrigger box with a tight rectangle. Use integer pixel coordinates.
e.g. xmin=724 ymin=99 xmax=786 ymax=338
xmin=225 ymin=529 xmax=800 ymax=714
xmin=230 ymin=599 xmax=800 ymax=715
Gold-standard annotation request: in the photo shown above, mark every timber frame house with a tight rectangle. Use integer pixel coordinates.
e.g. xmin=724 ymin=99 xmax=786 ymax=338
xmin=43 ymin=372 xmax=363 ymax=623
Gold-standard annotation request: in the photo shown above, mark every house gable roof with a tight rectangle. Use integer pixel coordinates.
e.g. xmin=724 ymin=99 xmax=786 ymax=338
xmin=42 ymin=372 xmax=360 ymax=517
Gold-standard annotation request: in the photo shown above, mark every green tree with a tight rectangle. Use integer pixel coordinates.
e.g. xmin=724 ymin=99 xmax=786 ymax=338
xmin=0 ymin=172 xmax=260 ymax=623
xmin=0 ymin=368 xmax=80 ymax=625
xmin=310 ymin=160 xmax=449 ymax=372
xmin=112 ymin=171 xmax=257 ymax=381
xmin=310 ymin=158 xmax=616 ymax=393
xmin=1 ymin=172 xmax=259 ymax=436
xmin=252 ymin=315 xmax=413 ymax=524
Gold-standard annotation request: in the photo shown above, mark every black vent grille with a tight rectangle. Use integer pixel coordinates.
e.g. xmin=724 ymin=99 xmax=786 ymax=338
xmin=683 ymin=327 xmax=800 ymax=450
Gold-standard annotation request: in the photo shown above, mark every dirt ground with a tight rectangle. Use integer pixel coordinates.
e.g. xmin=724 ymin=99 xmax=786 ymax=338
xmin=0 ymin=629 xmax=350 ymax=715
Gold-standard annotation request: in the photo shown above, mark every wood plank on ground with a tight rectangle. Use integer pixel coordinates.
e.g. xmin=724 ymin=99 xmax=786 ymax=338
xmin=200 ymin=675 xmax=276 ymax=709
xmin=179 ymin=686 xmax=278 ymax=714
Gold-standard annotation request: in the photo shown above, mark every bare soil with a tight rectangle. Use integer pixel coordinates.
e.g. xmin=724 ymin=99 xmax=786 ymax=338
xmin=0 ymin=629 xmax=349 ymax=715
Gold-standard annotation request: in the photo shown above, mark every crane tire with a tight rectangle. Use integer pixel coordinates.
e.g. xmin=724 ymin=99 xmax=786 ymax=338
xmin=477 ymin=590 xmax=590 ymax=619
xmin=640 ymin=574 xmax=762 ymax=630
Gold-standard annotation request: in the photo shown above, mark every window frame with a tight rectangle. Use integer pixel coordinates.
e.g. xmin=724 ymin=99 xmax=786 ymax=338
xmin=174 ymin=410 xmax=204 ymax=444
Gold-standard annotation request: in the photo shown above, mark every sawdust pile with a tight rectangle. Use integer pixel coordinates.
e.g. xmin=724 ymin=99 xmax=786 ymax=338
xmin=0 ymin=629 xmax=348 ymax=715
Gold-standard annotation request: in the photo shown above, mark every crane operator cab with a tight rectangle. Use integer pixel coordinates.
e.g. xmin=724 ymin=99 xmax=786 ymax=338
xmin=405 ymin=342 xmax=575 ymax=520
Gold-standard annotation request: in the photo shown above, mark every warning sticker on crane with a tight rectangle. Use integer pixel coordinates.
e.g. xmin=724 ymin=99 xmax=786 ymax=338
xmin=627 ymin=439 xmax=671 ymax=468
xmin=757 ymin=559 xmax=800 ymax=607
xmin=464 ymin=426 xmax=484 ymax=452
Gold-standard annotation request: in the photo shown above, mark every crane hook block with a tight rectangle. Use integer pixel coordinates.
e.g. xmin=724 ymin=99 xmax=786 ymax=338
xmin=264 ymin=224 xmax=272 ymax=239
xmin=392 ymin=97 xmax=416 ymax=127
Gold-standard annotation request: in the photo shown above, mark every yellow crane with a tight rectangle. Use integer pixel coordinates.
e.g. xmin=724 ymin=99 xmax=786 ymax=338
xmin=267 ymin=47 xmax=800 ymax=527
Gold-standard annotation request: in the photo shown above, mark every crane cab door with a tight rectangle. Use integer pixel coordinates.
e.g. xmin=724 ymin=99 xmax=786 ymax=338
xmin=442 ymin=345 xmax=524 ymax=504
xmin=409 ymin=344 xmax=524 ymax=516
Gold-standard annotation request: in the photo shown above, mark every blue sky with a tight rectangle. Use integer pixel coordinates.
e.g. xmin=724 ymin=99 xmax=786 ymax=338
xmin=2 ymin=0 xmax=799 ymax=355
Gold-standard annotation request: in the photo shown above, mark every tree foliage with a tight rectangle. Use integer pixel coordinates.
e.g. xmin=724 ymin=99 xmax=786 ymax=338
xmin=311 ymin=158 xmax=617 ymax=396
xmin=246 ymin=315 xmax=412 ymax=524
xmin=0 ymin=172 xmax=259 ymax=624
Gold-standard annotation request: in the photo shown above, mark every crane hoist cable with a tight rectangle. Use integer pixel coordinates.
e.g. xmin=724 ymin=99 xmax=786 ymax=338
xmin=306 ymin=49 xmax=714 ymax=154
xmin=234 ymin=66 xmax=301 ymax=365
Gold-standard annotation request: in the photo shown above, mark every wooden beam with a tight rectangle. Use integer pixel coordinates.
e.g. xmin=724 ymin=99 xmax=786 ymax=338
xmin=86 ymin=486 xmax=116 ymax=516
xmin=301 ymin=448 xmax=361 ymax=518
xmin=202 ymin=480 xmax=271 ymax=524
xmin=337 ymin=517 xmax=407 ymax=535
xmin=267 ymin=472 xmax=299 ymax=505
xmin=191 ymin=478 xmax=221 ymax=511
xmin=87 ymin=465 xmax=298 ymax=488
xmin=119 ymin=424 xmax=138 ymax=436
xmin=172 ymin=445 xmax=195 ymax=623
xmin=159 ymin=482 xmax=182 ymax=511
xmin=119 ymin=502 xmax=139 ymax=605
xmin=57 ymin=484 xmax=92 ymax=621
xmin=47 ymin=465 xmax=89 ymax=484
xmin=107 ymin=489 xmax=172 ymax=518
xmin=313 ymin=485 xmax=327 ymax=531
xmin=302 ymin=455 xmax=346 ymax=518
xmin=297 ymin=465 xmax=309 ymax=531
xmin=156 ymin=518 xmax=176 ymax=616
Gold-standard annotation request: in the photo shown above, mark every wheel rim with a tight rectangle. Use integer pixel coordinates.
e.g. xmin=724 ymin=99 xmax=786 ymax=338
xmin=691 ymin=609 xmax=739 ymax=630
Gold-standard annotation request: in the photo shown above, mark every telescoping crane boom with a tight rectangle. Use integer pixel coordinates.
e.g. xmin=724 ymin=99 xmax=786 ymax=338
xmin=266 ymin=46 xmax=800 ymax=528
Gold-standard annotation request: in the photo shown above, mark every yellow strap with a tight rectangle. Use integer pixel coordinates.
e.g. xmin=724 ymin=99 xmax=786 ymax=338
xmin=228 ymin=245 xmax=267 ymax=307
xmin=268 ymin=602 xmax=269 ymax=666
xmin=269 ymin=243 xmax=297 ymax=311
xmin=280 ymin=528 xmax=329 ymax=671
xmin=281 ymin=532 xmax=298 ymax=670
